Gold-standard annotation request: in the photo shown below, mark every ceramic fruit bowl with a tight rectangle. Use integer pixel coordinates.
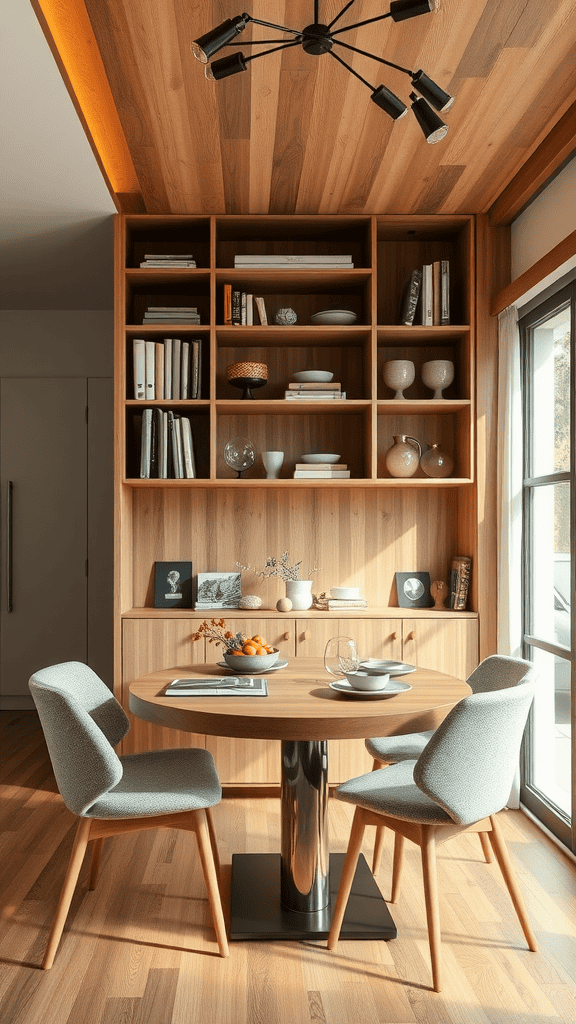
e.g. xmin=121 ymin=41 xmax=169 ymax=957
xmin=343 ymin=670 xmax=390 ymax=691
xmin=223 ymin=648 xmax=280 ymax=672
xmin=300 ymin=453 xmax=340 ymax=463
xmin=292 ymin=370 xmax=333 ymax=383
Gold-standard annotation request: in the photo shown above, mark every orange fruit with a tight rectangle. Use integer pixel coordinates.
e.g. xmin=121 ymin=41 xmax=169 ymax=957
xmin=242 ymin=643 xmax=258 ymax=655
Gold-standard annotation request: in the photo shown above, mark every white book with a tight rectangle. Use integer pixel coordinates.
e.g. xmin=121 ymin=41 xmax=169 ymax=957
xmin=180 ymin=417 xmax=196 ymax=478
xmin=284 ymin=392 xmax=346 ymax=400
xmin=159 ymin=411 xmax=168 ymax=478
xmin=254 ymin=296 xmax=268 ymax=325
xmin=172 ymin=338 xmax=181 ymax=401
xmin=246 ymin=294 xmax=253 ymax=326
xmin=441 ymin=260 xmax=450 ymax=324
xmin=133 ymin=339 xmax=146 ymax=399
xmin=140 ymin=408 xmax=153 ymax=478
xmin=232 ymin=262 xmax=353 ymax=269
xmin=163 ymin=338 xmax=173 ymax=400
xmin=234 ymin=254 xmax=353 ymax=264
xmin=155 ymin=343 xmax=164 ymax=400
xmin=144 ymin=341 xmax=156 ymax=400
xmin=173 ymin=417 xmax=184 ymax=478
xmin=191 ymin=339 xmax=200 ymax=399
xmin=421 ymin=264 xmax=433 ymax=326
xmin=181 ymin=341 xmax=190 ymax=399
xmin=168 ymin=411 xmax=183 ymax=478
xmin=293 ymin=470 xmax=350 ymax=478
xmin=241 ymin=292 xmax=247 ymax=325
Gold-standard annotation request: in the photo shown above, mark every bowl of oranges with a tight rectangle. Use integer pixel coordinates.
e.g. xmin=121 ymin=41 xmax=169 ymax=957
xmin=223 ymin=635 xmax=280 ymax=673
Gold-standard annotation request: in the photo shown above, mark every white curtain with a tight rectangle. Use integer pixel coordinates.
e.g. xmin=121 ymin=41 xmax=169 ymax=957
xmin=496 ymin=304 xmax=523 ymax=806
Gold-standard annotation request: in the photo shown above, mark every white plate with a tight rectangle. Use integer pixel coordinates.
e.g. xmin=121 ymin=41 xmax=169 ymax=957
xmin=292 ymin=370 xmax=333 ymax=383
xmin=330 ymin=587 xmax=360 ymax=599
xmin=311 ymin=310 xmax=357 ymax=325
xmin=329 ymin=679 xmax=412 ymax=698
xmin=218 ymin=658 xmax=288 ymax=674
xmin=360 ymin=660 xmax=416 ymax=676
xmin=300 ymin=453 xmax=340 ymax=464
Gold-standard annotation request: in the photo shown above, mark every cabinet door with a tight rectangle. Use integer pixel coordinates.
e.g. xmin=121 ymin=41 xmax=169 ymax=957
xmin=402 ymin=617 xmax=478 ymax=679
xmin=122 ymin=619 xmax=205 ymax=754
xmin=204 ymin=618 xmax=295 ymax=784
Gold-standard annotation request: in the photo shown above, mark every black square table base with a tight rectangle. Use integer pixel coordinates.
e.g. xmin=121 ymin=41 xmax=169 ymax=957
xmin=230 ymin=853 xmax=397 ymax=941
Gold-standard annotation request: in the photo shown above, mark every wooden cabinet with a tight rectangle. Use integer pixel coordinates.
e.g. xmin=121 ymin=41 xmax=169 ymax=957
xmin=115 ymin=213 xmax=482 ymax=785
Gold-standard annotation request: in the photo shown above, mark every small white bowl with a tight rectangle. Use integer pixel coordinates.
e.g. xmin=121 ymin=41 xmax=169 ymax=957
xmin=330 ymin=587 xmax=360 ymax=599
xmin=292 ymin=370 xmax=334 ymax=383
xmin=344 ymin=670 xmax=390 ymax=691
xmin=223 ymin=649 xmax=280 ymax=672
xmin=300 ymin=453 xmax=340 ymax=464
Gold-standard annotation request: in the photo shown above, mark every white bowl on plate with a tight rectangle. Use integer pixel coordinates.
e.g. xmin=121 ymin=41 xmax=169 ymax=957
xmin=300 ymin=453 xmax=340 ymax=464
xmin=311 ymin=310 xmax=357 ymax=326
xmin=292 ymin=370 xmax=334 ymax=383
xmin=344 ymin=670 xmax=390 ymax=691
xmin=330 ymin=587 xmax=360 ymax=599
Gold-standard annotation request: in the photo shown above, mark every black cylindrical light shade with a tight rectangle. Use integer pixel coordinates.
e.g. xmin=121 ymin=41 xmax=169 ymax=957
xmin=205 ymin=52 xmax=248 ymax=81
xmin=371 ymin=85 xmax=408 ymax=120
xmin=191 ymin=15 xmax=248 ymax=63
xmin=410 ymin=94 xmax=448 ymax=143
xmin=390 ymin=0 xmax=438 ymax=23
xmin=412 ymin=69 xmax=454 ymax=111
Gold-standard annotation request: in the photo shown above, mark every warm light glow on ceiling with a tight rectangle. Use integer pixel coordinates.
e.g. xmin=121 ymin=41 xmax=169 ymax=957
xmin=34 ymin=0 xmax=140 ymax=198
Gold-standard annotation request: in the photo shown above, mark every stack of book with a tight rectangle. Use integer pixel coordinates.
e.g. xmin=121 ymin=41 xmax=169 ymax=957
xmin=293 ymin=462 xmax=350 ymax=479
xmin=142 ymin=306 xmax=201 ymax=325
xmin=224 ymin=287 xmax=268 ymax=325
xmin=285 ymin=382 xmax=346 ymax=401
xmin=326 ymin=595 xmax=367 ymax=610
xmin=139 ymin=254 xmax=197 ymax=267
xmin=136 ymin=409 xmax=196 ymax=479
xmin=399 ymin=260 xmax=450 ymax=326
xmin=133 ymin=338 xmax=202 ymax=400
xmin=233 ymin=254 xmax=354 ymax=269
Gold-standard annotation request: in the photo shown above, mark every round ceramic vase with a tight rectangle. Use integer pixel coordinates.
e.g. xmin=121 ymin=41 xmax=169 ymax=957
xmin=384 ymin=435 xmax=422 ymax=478
xmin=420 ymin=443 xmax=454 ymax=478
xmin=421 ymin=359 xmax=454 ymax=399
xmin=382 ymin=359 xmax=415 ymax=399
xmin=262 ymin=451 xmax=284 ymax=479
xmin=285 ymin=579 xmax=313 ymax=610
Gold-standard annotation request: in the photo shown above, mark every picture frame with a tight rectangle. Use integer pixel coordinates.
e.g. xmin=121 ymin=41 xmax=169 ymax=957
xmin=195 ymin=571 xmax=242 ymax=609
xmin=154 ymin=561 xmax=193 ymax=609
xmin=395 ymin=571 xmax=433 ymax=609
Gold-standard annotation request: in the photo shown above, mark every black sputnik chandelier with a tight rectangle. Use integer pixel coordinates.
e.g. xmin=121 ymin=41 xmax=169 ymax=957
xmin=191 ymin=1 xmax=454 ymax=144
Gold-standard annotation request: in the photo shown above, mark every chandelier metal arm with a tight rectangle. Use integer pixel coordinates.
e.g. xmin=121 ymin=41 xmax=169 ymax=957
xmin=328 ymin=1 xmax=359 ymax=31
xmin=243 ymin=39 xmax=304 ymax=64
xmin=331 ymin=38 xmax=412 ymax=77
xmin=246 ymin=16 xmax=303 ymax=36
xmin=330 ymin=12 xmax=393 ymax=37
xmin=326 ymin=47 xmax=375 ymax=93
xmin=227 ymin=39 xmax=303 ymax=46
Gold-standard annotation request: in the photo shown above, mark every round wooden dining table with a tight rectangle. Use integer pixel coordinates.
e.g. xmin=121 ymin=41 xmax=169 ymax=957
xmin=130 ymin=657 xmax=470 ymax=942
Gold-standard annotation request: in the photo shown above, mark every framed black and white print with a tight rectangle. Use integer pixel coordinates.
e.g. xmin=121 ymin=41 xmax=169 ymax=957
xmin=195 ymin=571 xmax=242 ymax=609
xmin=395 ymin=571 xmax=433 ymax=609
xmin=154 ymin=561 xmax=193 ymax=608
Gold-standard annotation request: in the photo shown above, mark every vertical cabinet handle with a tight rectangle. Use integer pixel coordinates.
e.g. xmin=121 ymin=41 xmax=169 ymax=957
xmin=6 ymin=481 xmax=13 ymax=612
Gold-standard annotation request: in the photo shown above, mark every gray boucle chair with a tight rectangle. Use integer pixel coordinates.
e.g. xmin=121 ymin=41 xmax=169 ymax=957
xmin=366 ymin=655 xmax=535 ymax=872
xmin=327 ymin=662 xmax=538 ymax=992
xmin=29 ymin=661 xmax=228 ymax=968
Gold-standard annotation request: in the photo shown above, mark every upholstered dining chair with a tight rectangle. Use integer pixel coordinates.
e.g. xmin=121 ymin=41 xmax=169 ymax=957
xmin=366 ymin=655 xmax=535 ymax=873
xmin=29 ymin=661 xmax=229 ymax=969
xmin=327 ymin=664 xmax=538 ymax=992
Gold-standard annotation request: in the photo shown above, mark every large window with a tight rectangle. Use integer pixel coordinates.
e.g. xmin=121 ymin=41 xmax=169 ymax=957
xmin=519 ymin=281 xmax=575 ymax=851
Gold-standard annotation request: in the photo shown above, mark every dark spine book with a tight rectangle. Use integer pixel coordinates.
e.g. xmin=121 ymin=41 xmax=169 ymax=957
xmin=232 ymin=290 xmax=242 ymax=325
xmin=399 ymin=269 xmax=422 ymax=325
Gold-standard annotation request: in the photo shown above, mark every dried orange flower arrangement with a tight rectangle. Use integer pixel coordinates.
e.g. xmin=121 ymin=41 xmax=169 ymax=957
xmin=191 ymin=618 xmax=275 ymax=656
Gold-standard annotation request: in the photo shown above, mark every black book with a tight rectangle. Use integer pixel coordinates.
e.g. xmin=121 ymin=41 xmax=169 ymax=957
xmin=399 ymin=269 xmax=422 ymax=326
xmin=232 ymin=290 xmax=242 ymax=325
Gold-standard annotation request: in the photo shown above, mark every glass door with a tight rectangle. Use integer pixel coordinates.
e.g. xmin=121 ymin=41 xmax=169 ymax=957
xmin=520 ymin=283 xmax=574 ymax=851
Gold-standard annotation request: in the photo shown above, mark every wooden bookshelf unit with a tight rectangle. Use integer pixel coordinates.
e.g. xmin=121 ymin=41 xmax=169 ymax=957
xmin=114 ymin=214 xmax=481 ymax=782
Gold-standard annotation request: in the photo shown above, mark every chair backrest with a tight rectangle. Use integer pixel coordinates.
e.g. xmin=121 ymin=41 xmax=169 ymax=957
xmin=29 ymin=662 xmax=130 ymax=817
xmin=466 ymin=653 xmax=535 ymax=694
xmin=414 ymin=662 xmax=537 ymax=826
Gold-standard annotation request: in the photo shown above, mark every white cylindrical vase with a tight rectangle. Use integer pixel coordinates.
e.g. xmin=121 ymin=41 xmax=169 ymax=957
xmin=285 ymin=580 xmax=313 ymax=611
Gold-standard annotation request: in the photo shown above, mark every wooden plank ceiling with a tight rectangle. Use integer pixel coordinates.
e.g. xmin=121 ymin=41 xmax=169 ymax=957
xmin=69 ymin=1 xmax=576 ymax=214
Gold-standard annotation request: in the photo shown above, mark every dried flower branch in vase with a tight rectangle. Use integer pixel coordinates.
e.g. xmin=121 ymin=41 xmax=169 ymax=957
xmin=237 ymin=552 xmax=321 ymax=611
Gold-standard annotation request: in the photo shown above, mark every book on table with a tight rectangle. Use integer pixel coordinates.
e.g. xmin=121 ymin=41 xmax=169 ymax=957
xmin=164 ymin=677 xmax=269 ymax=696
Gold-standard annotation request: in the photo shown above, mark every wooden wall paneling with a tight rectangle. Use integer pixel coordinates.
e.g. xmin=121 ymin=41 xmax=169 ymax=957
xmin=491 ymin=229 xmax=576 ymax=317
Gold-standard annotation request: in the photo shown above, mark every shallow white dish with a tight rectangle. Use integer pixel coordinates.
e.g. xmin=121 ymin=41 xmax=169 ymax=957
xmin=360 ymin=660 xmax=416 ymax=676
xmin=330 ymin=679 xmax=412 ymax=698
xmin=292 ymin=370 xmax=334 ymax=383
xmin=311 ymin=309 xmax=357 ymax=325
xmin=300 ymin=453 xmax=340 ymax=464
xmin=218 ymin=658 xmax=288 ymax=675
xmin=344 ymin=670 xmax=390 ymax=691
xmin=330 ymin=587 xmax=360 ymax=599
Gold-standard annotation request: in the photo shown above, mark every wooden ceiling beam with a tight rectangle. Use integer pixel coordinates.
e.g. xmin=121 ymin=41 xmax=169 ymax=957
xmin=488 ymin=100 xmax=576 ymax=226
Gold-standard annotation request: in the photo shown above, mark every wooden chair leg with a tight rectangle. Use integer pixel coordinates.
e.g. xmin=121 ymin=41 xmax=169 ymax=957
xmin=327 ymin=807 xmax=366 ymax=950
xmin=488 ymin=813 xmax=538 ymax=952
xmin=390 ymin=832 xmax=405 ymax=903
xmin=42 ymin=817 xmax=92 ymax=970
xmin=420 ymin=826 xmax=443 ymax=993
xmin=479 ymin=830 xmax=493 ymax=863
xmin=194 ymin=810 xmax=229 ymax=958
xmin=88 ymin=837 xmax=104 ymax=890
xmin=205 ymin=807 xmax=222 ymax=881
xmin=372 ymin=824 xmax=386 ymax=875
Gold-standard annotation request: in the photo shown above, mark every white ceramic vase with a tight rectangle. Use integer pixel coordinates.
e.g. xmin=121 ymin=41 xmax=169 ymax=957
xmin=384 ymin=435 xmax=422 ymax=478
xmin=382 ymin=359 xmax=415 ymax=399
xmin=262 ymin=451 xmax=284 ymax=479
xmin=420 ymin=443 xmax=454 ymax=478
xmin=285 ymin=579 xmax=313 ymax=610
xmin=421 ymin=359 xmax=454 ymax=399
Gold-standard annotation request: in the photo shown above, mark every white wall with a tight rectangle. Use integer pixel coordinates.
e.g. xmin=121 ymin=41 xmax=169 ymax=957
xmin=511 ymin=155 xmax=576 ymax=280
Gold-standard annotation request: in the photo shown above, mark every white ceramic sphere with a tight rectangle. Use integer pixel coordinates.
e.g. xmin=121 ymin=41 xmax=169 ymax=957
xmin=276 ymin=596 xmax=293 ymax=612
xmin=421 ymin=359 xmax=454 ymax=399
xmin=383 ymin=360 xmax=415 ymax=399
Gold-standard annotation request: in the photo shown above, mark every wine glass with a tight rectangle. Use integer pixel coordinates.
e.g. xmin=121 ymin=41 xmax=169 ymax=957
xmin=324 ymin=636 xmax=360 ymax=680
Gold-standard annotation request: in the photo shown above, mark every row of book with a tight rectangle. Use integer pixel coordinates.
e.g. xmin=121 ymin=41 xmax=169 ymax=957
xmin=285 ymin=382 xmax=346 ymax=401
xmin=142 ymin=305 xmax=201 ymax=325
xmin=224 ymin=287 xmax=268 ymax=325
xmin=139 ymin=254 xmax=197 ymax=268
xmin=133 ymin=338 xmax=202 ymax=400
xmin=137 ymin=409 xmax=196 ymax=479
xmin=293 ymin=462 xmax=350 ymax=479
xmin=233 ymin=254 xmax=354 ymax=269
xmin=400 ymin=260 xmax=450 ymax=326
